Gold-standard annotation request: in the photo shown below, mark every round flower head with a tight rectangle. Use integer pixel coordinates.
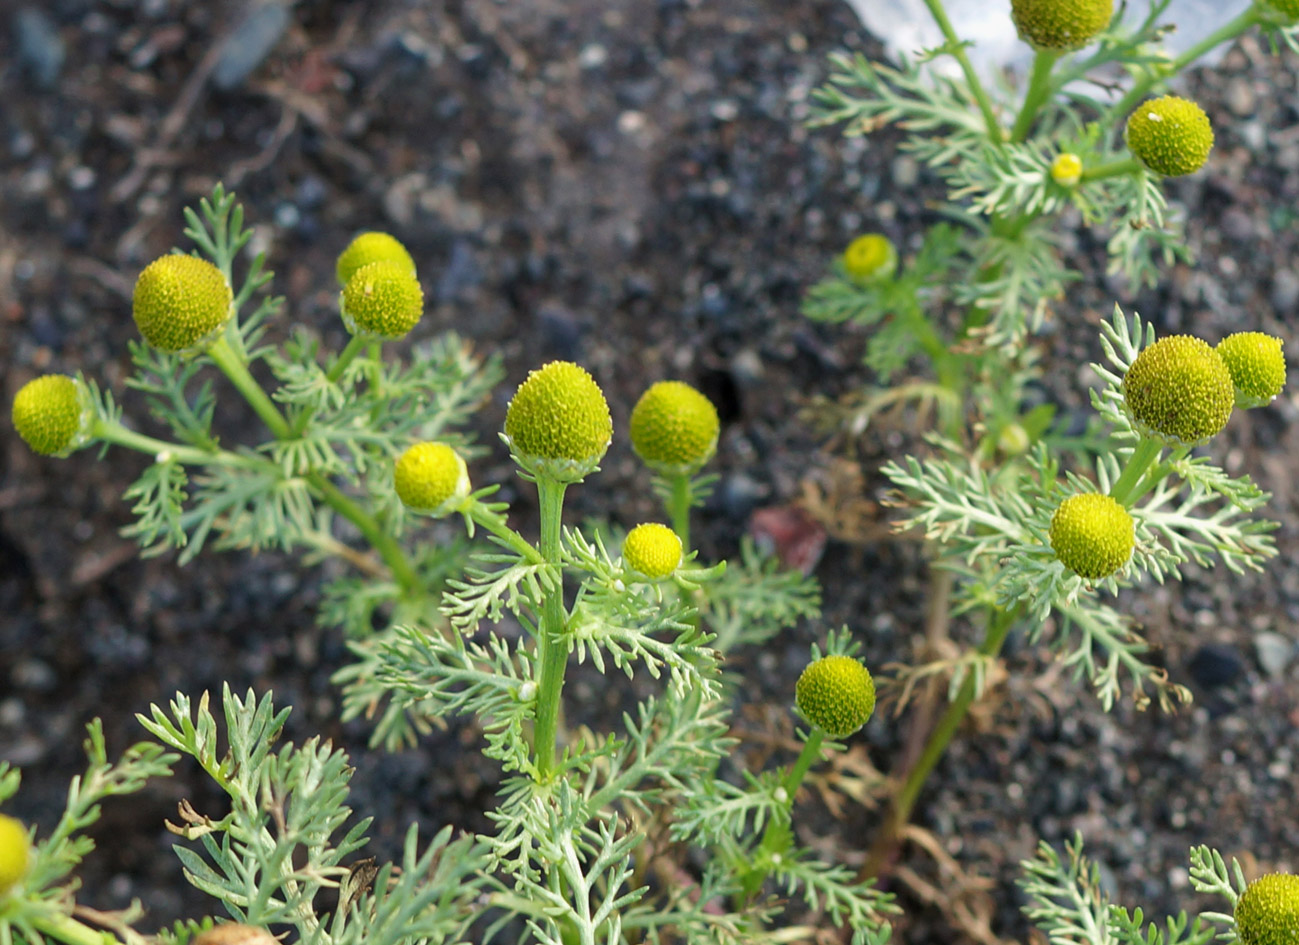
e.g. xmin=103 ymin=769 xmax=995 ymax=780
xmin=623 ymin=523 xmax=683 ymax=578
xmin=394 ymin=442 xmax=470 ymax=516
xmin=629 ymin=381 xmax=721 ymax=476
xmin=1125 ymin=96 xmax=1214 ymax=177
xmin=336 ymin=232 xmax=417 ymax=287
xmin=1051 ymin=153 xmax=1083 ymax=187
xmin=842 ymin=234 xmax=897 ymax=284
xmin=1011 ymin=0 xmax=1113 ymax=50
xmin=1049 ymin=493 xmax=1134 ymax=580
xmin=133 ymin=254 xmax=233 ymax=355
xmin=340 ymin=261 xmax=424 ymax=339
xmin=0 ymin=814 xmax=30 ymax=895
xmin=1235 ymin=873 xmax=1299 ymax=945
xmin=504 ymin=361 xmax=612 ymax=482
xmin=12 ymin=374 xmax=90 ymax=456
xmin=1216 ymin=332 xmax=1286 ymax=408
xmin=1122 ymin=335 xmax=1234 ymax=446
xmin=795 ymin=654 xmax=876 ymax=738
xmin=1261 ymin=0 xmax=1299 ymax=19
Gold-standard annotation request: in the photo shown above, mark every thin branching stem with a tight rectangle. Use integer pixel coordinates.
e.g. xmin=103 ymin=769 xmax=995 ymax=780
xmin=921 ymin=0 xmax=1003 ymax=141
xmin=1009 ymin=48 xmax=1062 ymax=143
xmin=32 ymin=913 xmax=123 ymax=945
xmin=206 ymin=335 xmax=292 ymax=439
xmin=668 ymin=474 xmax=692 ymax=553
xmin=309 ymin=475 xmax=419 ymax=593
xmin=532 ymin=476 xmax=571 ymax=781
xmin=1109 ymin=438 xmax=1163 ymax=506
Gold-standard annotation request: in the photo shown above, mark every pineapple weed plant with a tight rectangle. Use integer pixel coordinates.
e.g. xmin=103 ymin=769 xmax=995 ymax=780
xmin=5 ymin=2 xmax=1299 ymax=945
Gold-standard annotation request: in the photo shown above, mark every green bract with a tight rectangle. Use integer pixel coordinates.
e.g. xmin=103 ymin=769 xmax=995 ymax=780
xmin=795 ymin=655 xmax=876 ymax=738
xmin=1049 ymin=493 xmax=1134 ymax=580
xmin=629 ymin=381 xmax=720 ymax=476
xmin=394 ymin=442 xmax=470 ymax=516
xmin=1122 ymin=335 xmax=1234 ymax=446
xmin=132 ymin=254 xmax=234 ymax=354
xmin=1125 ymin=95 xmax=1214 ymax=177
xmin=842 ymin=234 xmax=897 ymax=284
xmin=1217 ymin=332 xmax=1286 ymax=408
xmin=1235 ymin=873 xmax=1299 ymax=945
xmin=623 ymin=523 xmax=683 ymax=578
xmin=12 ymin=374 xmax=88 ymax=456
xmin=504 ymin=361 xmax=612 ymax=482
xmin=1010 ymin=0 xmax=1113 ymax=49
xmin=336 ymin=231 xmax=417 ymax=286
xmin=340 ymin=261 xmax=424 ymax=339
xmin=0 ymin=814 xmax=29 ymax=895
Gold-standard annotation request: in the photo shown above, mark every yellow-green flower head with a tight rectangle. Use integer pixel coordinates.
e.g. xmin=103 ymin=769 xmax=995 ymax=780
xmin=623 ymin=523 xmax=683 ymax=578
xmin=12 ymin=374 xmax=90 ymax=456
xmin=0 ymin=814 xmax=30 ymax=896
xmin=1051 ymin=153 xmax=1083 ymax=187
xmin=394 ymin=442 xmax=470 ymax=516
xmin=340 ymin=261 xmax=424 ymax=339
xmin=795 ymin=654 xmax=876 ymax=738
xmin=1122 ymin=335 xmax=1234 ymax=446
xmin=132 ymin=254 xmax=234 ymax=355
xmin=336 ymin=232 xmax=417 ymax=287
xmin=842 ymin=234 xmax=897 ymax=284
xmin=504 ymin=361 xmax=612 ymax=483
xmin=629 ymin=380 xmax=721 ymax=476
xmin=1217 ymin=332 xmax=1286 ymax=409
xmin=1235 ymin=873 xmax=1299 ymax=945
xmin=1011 ymin=0 xmax=1113 ymax=50
xmin=1049 ymin=493 xmax=1134 ymax=580
xmin=1261 ymin=0 xmax=1299 ymax=20
xmin=1125 ymin=96 xmax=1214 ymax=177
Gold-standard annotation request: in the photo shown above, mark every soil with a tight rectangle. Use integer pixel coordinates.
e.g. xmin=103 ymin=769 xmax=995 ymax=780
xmin=1 ymin=1 xmax=1297 ymax=943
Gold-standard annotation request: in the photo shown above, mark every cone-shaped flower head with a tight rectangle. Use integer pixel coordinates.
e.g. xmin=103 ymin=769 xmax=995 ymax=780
xmin=1261 ymin=0 xmax=1299 ymax=20
xmin=0 ymin=814 xmax=30 ymax=895
xmin=1049 ymin=493 xmax=1134 ymax=580
xmin=340 ymin=261 xmax=424 ymax=339
xmin=1122 ymin=335 xmax=1234 ymax=446
xmin=1217 ymin=332 xmax=1286 ymax=408
xmin=394 ymin=442 xmax=470 ymax=516
xmin=1011 ymin=0 xmax=1113 ymax=49
xmin=12 ymin=374 xmax=89 ymax=456
xmin=1051 ymin=153 xmax=1083 ymax=187
xmin=623 ymin=523 xmax=683 ymax=578
xmin=842 ymin=234 xmax=897 ymax=284
xmin=1235 ymin=873 xmax=1299 ymax=945
xmin=133 ymin=254 xmax=233 ymax=354
xmin=504 ymin=361 xmax=612 ymax=482
xmin=629 ymin=380 xmax=720 ymax=476
xmin=336 ymin=232 xmax=416 ymax=286
xmin=1126 ymin=96 xmax=1214 ymax=177
xmin=795 ymin=654 xmax=876 ymax=738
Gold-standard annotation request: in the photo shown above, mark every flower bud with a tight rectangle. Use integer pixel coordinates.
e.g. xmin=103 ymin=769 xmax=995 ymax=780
xmin=336 ymin=232 xmax=417 ymax=287
xmin=1011 ymin=0 xmax=1113 ymax=50
xmin=1261 ymin=0 xmax=1299 ymax=20
xmin=629 ymin=380 xmax=720 ymax=476
xmin=12 ymin=374 xmax=90 ymax=456
xmin=623 ymin=523 xmax=683 ymax=578
xmin=1234 ymin=873 xmax=1299 ymax=945
xmin=1049 ymin=493 xmax=1134 ymax=580
xmin=795 ymin=654 xmax=876 ymax=738
xmin=0 ymin=814 xmax=30 ymax=896
xmin=504 ymin=361 xmax=612 ymax=483
xmin=132 ymin=255 xmax=233 ymax=355
xmin=1125 ymin=96 xmax=1214 ymax=177
xmin=394 ymin=442 xmax=470 ymax=516
xmin=1216 ymin=332 xmax=1286 ymax=409
xmin=1050 ymin=153 xmax=1083 ymax=187
xmin=340 ymin=261 xmax=424 ymax=340
xmin=1122 ymin=335 xmax=1234 ymax=446
xmin=842 ymin=234 xmax=897 ymax=284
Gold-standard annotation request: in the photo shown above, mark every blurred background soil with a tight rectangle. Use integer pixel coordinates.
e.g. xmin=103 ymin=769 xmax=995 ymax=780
xmin=1 ymin=1 xmax=1297 ymax=942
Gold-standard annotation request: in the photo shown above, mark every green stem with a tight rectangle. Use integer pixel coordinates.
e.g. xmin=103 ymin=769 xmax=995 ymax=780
xmin=91 ymin=419 xmax=254 ymax=468
xmin=205 ymin=335 xmax=292 ymax=440
xmin=327 ymin=334 xmax=371 ymax=385
xmin=667 ymin=474 xmax=692 ymax=553
xmin=741 ymin=727 xmax=828 ymax=900
xmin=920 ymin=0 xmax=1003 ymax=142
xmin=531 ymin=476 xmax=571 ymax=781
xmin=1106 ymin=6 xmax=1261 ymax=124
xmin=781 ymin=727 xmax=827 ymax=797
xmin=1108 ymin=437 xmax=1163 ymax=506
xmin=1079 ymin=156 xmax=1143 ymax=182
xmin=31 ymin=914 xmax=121 ymax=945
xmin=466 ymin=498 xmax=545 ymax=563
xmin=310 ymin=475 xmax=420 ymax=593
xmin=1009 ymin=49 xmax=1062 ymax=143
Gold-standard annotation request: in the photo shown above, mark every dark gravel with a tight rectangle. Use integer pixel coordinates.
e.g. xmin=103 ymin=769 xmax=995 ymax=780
xmin=1 ymin=1 xmax=1297 ymax=943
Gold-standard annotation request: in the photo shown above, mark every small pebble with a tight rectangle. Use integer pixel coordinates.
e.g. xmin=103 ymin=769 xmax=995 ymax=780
xmin=14 ymin=7 xmax=65 ymax=89
xmin=1253 ymin=631 xmax=1295 ymax=680
xmin=212 ymin=0 xmax=291 ymax=91
xmin=1187 ymin=643 xmax=1244 ymax=689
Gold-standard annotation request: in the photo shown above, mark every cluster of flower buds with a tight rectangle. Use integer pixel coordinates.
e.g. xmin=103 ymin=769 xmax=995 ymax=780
xmin=336 ymin=232 xmax=424 ymax=340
